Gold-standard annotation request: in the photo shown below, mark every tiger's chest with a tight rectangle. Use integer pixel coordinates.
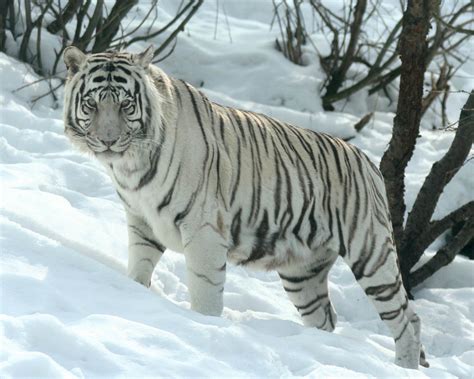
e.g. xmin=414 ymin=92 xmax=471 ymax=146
xmin=116 ymin=188 xmax=184 ymax=254
xmin=108 ymin=161 xmax=184 ymax=253
xmin=143 ymin=208 xmax=184 ymax=253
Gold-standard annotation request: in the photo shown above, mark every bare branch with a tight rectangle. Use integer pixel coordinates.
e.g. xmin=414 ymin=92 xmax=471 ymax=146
xmin=354 ymin=112 xmax=374 ymax=132
xmin=409 ymin=218 xmax=474 ymax=288
xmin=124 ymin=0 xmax=199 ymax=48
xmin=409 ymin=201 xmax=474 ymax=259
xmin=19 ymin=0 xmax=33 ymax=63
xmin=152 ymin=0 xmax=204 ymax=59
xmin=109 ymin=0 xmax=158 ymax=47
xmin=402 ymin=91 xmax=474 ymax=270
xmin=420 ymin=62 xmax=452 ymax=117
xmin=76 ymin=0 xmax=103 ymax=51
xmin=322 ymin=0 xmax=367 ymax=110
xmin=92 ymin=0 xmax=138 ymax=53
xmin=47 ymin=0 xmax=81 ymax=35
xmin=73 ymin=0 xmax=92 ymax=43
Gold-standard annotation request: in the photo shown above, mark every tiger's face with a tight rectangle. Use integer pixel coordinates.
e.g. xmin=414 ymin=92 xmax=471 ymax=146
xmin=63 ymin=46 xmax=155 ymax=160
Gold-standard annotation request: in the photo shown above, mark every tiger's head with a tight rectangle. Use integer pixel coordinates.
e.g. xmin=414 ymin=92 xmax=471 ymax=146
xmin=63 ymin=46 xmax=159 ymax=160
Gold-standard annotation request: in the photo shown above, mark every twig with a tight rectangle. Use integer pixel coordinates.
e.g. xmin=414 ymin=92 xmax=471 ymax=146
xmin=109 ymin=0 xmax=157 ymax=47
xmin=423 ymin=89 xmax=471 ymax=94
xmin=441 ymin=84 xmax=450 ymax=127
xmin=409 ymin=219 xmax=474 ymax=288
xmin=30 ymin=82 xmax=63 ymax=106
xmin=124 ymin=0 xmax=195 ymax=47
xmin=153 ymin=37 xmax=179 ymax=64
xmin=152 ymin=0 xmax=204 ymax=59
xmin=222 ymin=0 xmax=233 ymax=43
xmin=354 ymin=112 xmax=374 ymax=132
xmin=213 ymin=0 xmax=219 ymax=40
xmin=12 ymin=75 xmax=60 ymax=93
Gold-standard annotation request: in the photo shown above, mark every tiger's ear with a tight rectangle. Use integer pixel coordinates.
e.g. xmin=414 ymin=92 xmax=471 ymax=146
xmin=134 ymin=45 xmax=154 ymax=69
xmin=63 ymin=46 xmax=86 ymax=75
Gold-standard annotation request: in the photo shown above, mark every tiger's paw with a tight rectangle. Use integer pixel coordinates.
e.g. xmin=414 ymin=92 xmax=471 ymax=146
xmin=420 ymin=347 xmax=429 ymax=368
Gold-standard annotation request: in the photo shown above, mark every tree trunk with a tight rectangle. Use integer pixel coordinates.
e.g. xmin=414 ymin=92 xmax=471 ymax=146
xmin=379 ymin=0 xmax=433 ymax=292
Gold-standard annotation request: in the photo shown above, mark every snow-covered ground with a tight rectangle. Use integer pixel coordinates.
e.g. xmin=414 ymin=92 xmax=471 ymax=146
xmin=1 ymin=1 xmax=473 ymax=378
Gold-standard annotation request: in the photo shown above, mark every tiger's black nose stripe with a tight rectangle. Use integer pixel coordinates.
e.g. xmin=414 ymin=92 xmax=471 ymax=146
xmin=104 ymin=62 xmax=116 ymax=72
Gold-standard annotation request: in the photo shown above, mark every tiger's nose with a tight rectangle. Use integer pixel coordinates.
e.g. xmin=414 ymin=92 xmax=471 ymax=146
xmin=99 ymin=137 xmax=119 ymax=147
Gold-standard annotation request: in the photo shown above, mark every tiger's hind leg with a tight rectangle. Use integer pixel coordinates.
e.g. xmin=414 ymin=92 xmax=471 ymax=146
xmin=410 ymin=311 xmax=429 ymax=367
xmin=279 ymin=254 xmax=338 ymax=332
xmin=344 ymin=236 xmax=422 ymax=368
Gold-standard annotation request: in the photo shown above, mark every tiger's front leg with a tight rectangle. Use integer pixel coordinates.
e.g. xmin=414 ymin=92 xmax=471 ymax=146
xmin=126 ymin=212 xmax=165 ymax=287
xmin=181 ymin=223 xmax=228 ymax=316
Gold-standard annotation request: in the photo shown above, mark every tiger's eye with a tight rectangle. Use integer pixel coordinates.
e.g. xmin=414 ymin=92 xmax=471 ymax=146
xmin=121 ymin=99 xmax=131 ymax=109
xmin=86 ymin=98 xmax=96 ymax=108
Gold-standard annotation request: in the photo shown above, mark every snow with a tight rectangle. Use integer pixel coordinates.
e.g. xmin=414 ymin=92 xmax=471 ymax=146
xmin=1 ymin=1 xmax=473 ymax=378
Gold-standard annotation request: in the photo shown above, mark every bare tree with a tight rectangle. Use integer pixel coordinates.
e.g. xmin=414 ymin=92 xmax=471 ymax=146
xmin=272 ymin=0 xmax=473 ymax=290
xmin=320 ymin=1 xmax=472 ymax=111
xmin=379 ymin=0 xmax=473 ymax=294
xmin=401 ymin=92 xmax=473 ymax=290
xmin=2 ymin=0 xmax=203 ymax=104
xmin=272 ymin=0 xmax=307 ymax=66
xmin=272 ymin=1 xmax=473 ymax=113
xmin=2 ymin=0 xmax=204 ymax=76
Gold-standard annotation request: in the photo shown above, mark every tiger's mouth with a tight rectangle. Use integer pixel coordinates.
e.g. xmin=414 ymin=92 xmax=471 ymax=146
xmin=94 ymin=148 xmax=127 ymax=159
xmin=86 ymin=134 xmax=133 ymax=156
xmin=96 ymin=149 xmax=123 ymax=156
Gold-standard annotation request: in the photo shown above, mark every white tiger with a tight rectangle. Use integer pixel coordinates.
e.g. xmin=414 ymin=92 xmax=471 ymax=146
xmin=63 ymin=45 xmax=427 ymax=369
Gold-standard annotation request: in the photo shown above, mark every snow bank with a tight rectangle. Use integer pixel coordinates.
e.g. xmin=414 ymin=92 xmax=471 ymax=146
xmin=1 ymin=2 xmax=473 ymax=378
